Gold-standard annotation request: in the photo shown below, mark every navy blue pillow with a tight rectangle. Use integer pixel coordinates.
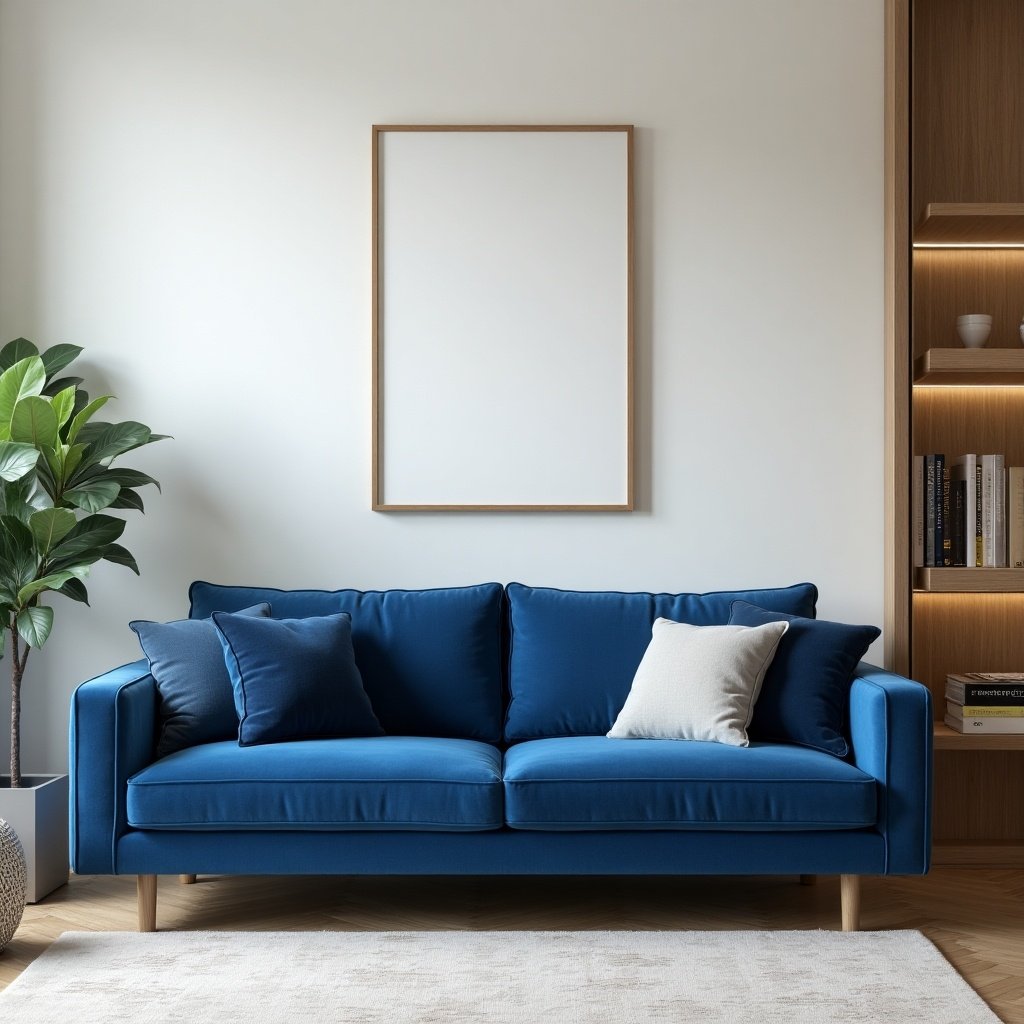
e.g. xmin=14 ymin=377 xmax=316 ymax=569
xmin=728 ymin=600 xmax=880 ymax=757
xmin=212 ymin=610 xmax=384 ymax=746
xmin=130 ymin=602 xmax=272 ymax=758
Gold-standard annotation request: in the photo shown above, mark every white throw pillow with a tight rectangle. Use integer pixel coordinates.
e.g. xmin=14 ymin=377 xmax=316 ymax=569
xmin=607 ymin=618 xmax=789 ymax=746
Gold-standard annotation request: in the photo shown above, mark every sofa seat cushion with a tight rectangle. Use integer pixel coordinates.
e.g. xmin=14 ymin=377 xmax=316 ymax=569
xmin=503 ymin=736 xmax=876 ymax=831
xmin=127 ymin=736 xmax=503 ymax=831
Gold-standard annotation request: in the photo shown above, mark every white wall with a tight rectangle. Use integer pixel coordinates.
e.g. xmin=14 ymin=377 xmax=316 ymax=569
xmin=0 ymin=0 xmax=884 ymax=773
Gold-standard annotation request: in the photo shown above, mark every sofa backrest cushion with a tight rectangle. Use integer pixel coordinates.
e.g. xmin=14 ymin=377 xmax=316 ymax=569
xmin=190 ymin=582 xmax=505 ymax=742
xmin=504 ymin=582 xmax=818 ymax=741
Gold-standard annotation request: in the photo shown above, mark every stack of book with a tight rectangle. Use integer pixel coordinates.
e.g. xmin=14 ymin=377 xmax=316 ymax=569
xmin=945 ymin=673 xmax=1024 ymax=734
xmin=914 ymin=454 xmax=1024 ymax=568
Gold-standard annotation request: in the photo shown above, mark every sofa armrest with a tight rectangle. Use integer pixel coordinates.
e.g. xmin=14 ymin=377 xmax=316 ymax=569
xmin=69 ymin=660 xmax=157 ymax=874
xmin=848 ymin=662 xmax=932 ymax=874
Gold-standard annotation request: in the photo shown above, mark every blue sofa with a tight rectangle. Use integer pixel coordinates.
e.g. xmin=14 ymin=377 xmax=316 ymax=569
xmin=69 ymin=581 xmax=932 ymax=932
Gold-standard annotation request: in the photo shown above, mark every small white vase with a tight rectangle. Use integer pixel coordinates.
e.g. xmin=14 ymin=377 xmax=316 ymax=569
xmin=0 ymin=817 xmax=27 ymax=951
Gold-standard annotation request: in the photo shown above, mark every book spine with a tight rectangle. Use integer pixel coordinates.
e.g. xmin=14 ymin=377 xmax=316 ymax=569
xmin=925 ymin=455 xmax=936 ymax=567
xmin=944 ymin=713 xmax=1024 ymax=734
xmin=946 ymin=682 xmax=1024 ymax=703
xmin=955 ymin=705 xmax=1024 ymax=717
xmin=963 ymin=454 xmax=977 ymax=567
xmin=935 ymin=454 xmax=946 ymax=566
xmin=913 ymin=455 xmax=924 ymax=568
xmin=975 ymin=460 xmax=983 ymax=566
xmin=995 ymin=455 xmax=1006 ymax=567
xmin=1010 ymin=467 xmax=1024 ymax=569
xmin=951 ymin=480 xmax=965 ymax=566
xmin=982 ymin=455 xmax=995 ymax=566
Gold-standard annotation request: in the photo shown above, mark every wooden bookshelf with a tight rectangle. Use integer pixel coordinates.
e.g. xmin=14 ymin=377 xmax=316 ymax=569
xmin=887 ymin=0 xmax=1024 ymax=865
xmin=933 ymin=722 xmax=1024 ymax=751
xmin=914 ymin=568 xmax=1024 ymax=593
xmin=914 ymin=348 xmax=1024 ymax=385
xmin=914 ymin=203 xmax=1024 ymax=247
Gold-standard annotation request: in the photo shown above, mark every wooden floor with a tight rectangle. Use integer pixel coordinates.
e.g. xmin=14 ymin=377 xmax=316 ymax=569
xmin=1 ymin=869 xmax=1022 ymax=1021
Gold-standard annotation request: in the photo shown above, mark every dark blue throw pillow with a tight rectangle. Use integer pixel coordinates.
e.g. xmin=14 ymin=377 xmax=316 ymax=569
xmin=130 ymin=602 xmax=272 ymax=758
xmin=212 ymin=610 xmax=384 ymax=746
xmin=728 ymin=600 xmax=881 ymax=758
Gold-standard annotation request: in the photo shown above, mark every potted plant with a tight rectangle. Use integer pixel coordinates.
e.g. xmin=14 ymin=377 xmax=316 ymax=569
xmin=0 ymin=338 xmax=163 ymax=901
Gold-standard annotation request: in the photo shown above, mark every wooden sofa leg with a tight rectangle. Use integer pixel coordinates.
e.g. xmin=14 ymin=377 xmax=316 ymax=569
xmin=799 ymin=874 xmax=817 ymax=886
xmin=179 ymin=874 xmax=197 ymax=885
xmin=138 ymin=874 xmax=157 ymax=932
xmin=840 ymin=874 xmax=860 ymax=931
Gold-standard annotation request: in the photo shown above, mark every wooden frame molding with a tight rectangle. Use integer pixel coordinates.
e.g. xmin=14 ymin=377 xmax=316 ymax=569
xmin=371 ymin=124 xmax=635 ymax=512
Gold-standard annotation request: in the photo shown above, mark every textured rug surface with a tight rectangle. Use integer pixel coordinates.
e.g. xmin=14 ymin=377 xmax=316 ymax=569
xmin=0 ymin=929 xmax=1000 ymax=1023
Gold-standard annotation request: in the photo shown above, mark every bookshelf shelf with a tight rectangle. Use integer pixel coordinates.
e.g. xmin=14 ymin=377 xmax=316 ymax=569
xmin=933 ymin=722 xmax=1024 ymax=751
xmin=914 ymin=202 xmax=1024 ymax=247
xmin=931 ymin=841 xmax=1024 ymax=867
xmin=914 ymin=568 xmax=1024 ymax=592
xmin=913 ymin=348 xmax=1024 ymax=385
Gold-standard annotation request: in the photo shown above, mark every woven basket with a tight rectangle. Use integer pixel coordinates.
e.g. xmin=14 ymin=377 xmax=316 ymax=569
xmin=0 ymin=817 xmax=27 ymax=951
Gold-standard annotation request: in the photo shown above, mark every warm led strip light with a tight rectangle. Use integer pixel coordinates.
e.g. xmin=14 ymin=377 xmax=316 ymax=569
xmin=913 ymin=242 xmax=1024 ymax=249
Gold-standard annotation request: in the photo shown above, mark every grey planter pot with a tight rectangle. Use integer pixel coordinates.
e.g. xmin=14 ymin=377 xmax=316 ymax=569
xmin=0 ymin=775 xmax=69 ymax=903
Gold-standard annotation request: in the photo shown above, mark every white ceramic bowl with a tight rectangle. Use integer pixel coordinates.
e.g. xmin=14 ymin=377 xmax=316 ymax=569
xmin=957 ymin=314 xmax=992 ymax=324
xmin=957 ymin=322 xmax=991 ymax=347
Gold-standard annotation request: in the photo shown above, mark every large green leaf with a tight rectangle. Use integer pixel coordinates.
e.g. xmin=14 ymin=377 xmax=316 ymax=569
xmin=109 ymin=487 xmax=143 ymax=512
xmin=98 ymin=467 xmax=161 ymax=493
xmin=40 ymin=344 xmax=83 ymax=381
xmin=16 ymin=605 xmax=53 ymax=648
xmin=0 ymin=441 xmax=39 ymax=482
xmin=0 ymin=357 xmax=46 ymax=438
xmin=17 ymin=571 xmax=78 ymax=607
xmin=76 ymin=421 xmax=156 ymax=464
xmin=0 ymin=339 xmax=39 ymax=372
xmin=58 ymin=577 xmax=89 ymax=605
xmin=64 ymin=479 xmax=120 ymax=513
xmin=61 ymin=444 xmax=85 ymax=483
xmin=65 ymin=395 xmax=109 ymax=445
xmin=0 ymin=513 xmax=36 ymax=557
xmin=41 ymin=376 xmax=83 ymax=398
xmin=0 ymin=477 xmax=46 ymax=523
xmin=47 ymin=513 xmax=125 ymax=565
xmin=50 ymin=386 xmax=77 ymax=429
xmin=10 ymin=395 xmax=59 ymax=449
xmin=102 ymin=543 xmax=140 ymax=574
xmin=0 ymin=516 xmax=40 ymax=604
xmin=29 ymin=507 xmax=77 ymax=555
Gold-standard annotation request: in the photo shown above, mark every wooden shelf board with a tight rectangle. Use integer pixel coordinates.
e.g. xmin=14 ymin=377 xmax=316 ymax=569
xmin=934 ymin=722 xmax=1024 ymax=750
xmin=914 ymin=347 xmax=1024 ymax=385
xmin=914 ymin=202 xmax=1024 ymax=246
xmin=914 ymin=568 xmax=1024 ymax=592
xmin=931 ymin=841 xmax=1024 ymax=867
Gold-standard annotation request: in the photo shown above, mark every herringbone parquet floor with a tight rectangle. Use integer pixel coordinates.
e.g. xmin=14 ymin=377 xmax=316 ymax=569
xmin=1 ymin=869 xmax=1022 ymax=1021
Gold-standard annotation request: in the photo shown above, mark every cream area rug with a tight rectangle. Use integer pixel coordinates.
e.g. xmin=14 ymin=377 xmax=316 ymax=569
xmin=0 ymin=929 xmax=1000 ymax=1023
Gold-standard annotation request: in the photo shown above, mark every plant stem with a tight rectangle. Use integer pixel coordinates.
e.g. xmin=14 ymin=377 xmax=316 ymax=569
xmin=9 ymin=628 xmax=29 ymax=789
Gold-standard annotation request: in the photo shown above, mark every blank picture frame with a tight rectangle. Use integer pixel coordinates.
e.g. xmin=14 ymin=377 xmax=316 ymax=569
xmin=372 ymin=124 xmax=634 ymax=511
